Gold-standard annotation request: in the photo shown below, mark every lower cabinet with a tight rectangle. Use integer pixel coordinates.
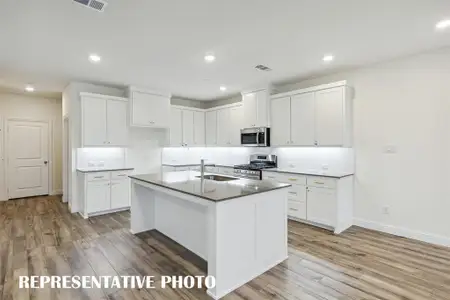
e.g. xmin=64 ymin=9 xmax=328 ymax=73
xmin=79 ymin=170 xmax=131 ymax=218
xmin=262 ymin=171 xmax=353 ymax=233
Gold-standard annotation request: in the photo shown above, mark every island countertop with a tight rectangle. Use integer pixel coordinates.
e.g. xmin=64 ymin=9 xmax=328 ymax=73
xmin=129 ymin=171 xmax=291 ymax=202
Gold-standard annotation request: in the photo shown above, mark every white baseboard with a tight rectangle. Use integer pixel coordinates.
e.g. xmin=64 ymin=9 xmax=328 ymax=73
xmin=50 ymin=189 xmax=63 ymax=196
xmin=354 ymin=218 xmax=450 ymax=248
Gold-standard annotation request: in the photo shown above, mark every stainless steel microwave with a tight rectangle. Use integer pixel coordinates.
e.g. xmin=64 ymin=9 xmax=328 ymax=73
xmin=240 ymin=127 xmax=270 ymax=147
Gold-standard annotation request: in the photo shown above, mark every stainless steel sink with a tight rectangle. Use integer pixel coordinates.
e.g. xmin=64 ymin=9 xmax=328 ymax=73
xmin=196 ymin=175 xmax=239 ymax=182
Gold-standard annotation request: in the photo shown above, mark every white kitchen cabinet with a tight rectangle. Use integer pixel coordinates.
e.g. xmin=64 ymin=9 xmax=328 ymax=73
xmin=262 ymin=171 xmax=353 ymax=234
xmin=206 ymin=111 xmax=218 ymax=146
xmin=242 ymin=89 xmax=269 ymax=128
xmin=315 ymin=87 xmax=345 ymax=146
xmin=86 ymin=181 xmax=111 ymax=214
xmin=78 ymin=170 xmax=132 ymax=218
xmin=193 ymin=111 xmax=205 ymax=145
xmin=291 ymin=92 xmax=315 ymax=146
xmin=129 ymin=88 xmax=170 ymax=128
xmin=81 ymin=93 xmax=129 ymax=147
xmin=217 ymin=108 xmax=230 ymax=146
xmin=170 ymin=108 xmax=183 ymax=146
xmin=270 ymin=81 xmax=352 ymax=147
xmin=182 ymin=110 xmax=195 ymax=146
xmin=307 ymin=187 xmax=336 ymax=228
xmin=270 ymin=96 xmax=291 ymax=146
xmin=110 ymin=179 xmax=130 ymax=209
xmin=170 ymin=107 xmax=205 ymax=147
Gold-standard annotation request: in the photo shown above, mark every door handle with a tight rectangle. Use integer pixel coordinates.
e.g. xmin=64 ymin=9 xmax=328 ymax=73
xmin=44 ymin=161 xmax=48 ymax=165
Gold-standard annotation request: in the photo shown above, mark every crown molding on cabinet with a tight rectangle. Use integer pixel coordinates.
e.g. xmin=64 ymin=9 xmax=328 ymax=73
xmin=271 ymin=80 xmax=348 ymax=99
xmin=79 ymin=92 xmax=128 ymax=102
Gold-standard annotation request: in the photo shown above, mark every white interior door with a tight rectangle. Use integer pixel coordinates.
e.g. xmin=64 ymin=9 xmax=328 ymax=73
xmin=0 ymin=118 xmax=5 ymax=201
xmin=8 ymin=120 xmax=49 ymax=199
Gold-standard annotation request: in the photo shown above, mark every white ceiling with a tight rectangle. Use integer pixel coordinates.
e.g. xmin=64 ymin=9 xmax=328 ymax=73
xmin=1 ymin=0 xmax=450 ymax=100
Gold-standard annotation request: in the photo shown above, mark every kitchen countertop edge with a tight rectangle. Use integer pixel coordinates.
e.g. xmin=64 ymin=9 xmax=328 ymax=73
xmin=76 ymin=167 xmax=135 ymax=173
xmin=263 ymin=169 xmax=354 ymax=178
xmin=129 ymin=175 xmax=291 ymax=202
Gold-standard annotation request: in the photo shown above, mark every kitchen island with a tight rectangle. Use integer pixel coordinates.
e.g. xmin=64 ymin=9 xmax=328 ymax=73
xmin=129 ymin=171 xmax=290 ymax=299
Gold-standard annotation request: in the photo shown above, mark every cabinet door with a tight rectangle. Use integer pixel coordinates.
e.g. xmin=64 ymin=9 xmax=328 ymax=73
xmin=270 ymin=97 xmax=291 ymax=146
xmin=242 ymin=92 xmax=257 ymax=128
xmin=170 ymin=108 xmax=183 ymax=146
xmin=86 ymin=181 xmax=111 ymax=213
xmin=107 ymin=100 xmax=128 ymax=146
xmin=82 ymin=96 xmax=107 ymax=146
xmin=229 ymin=105 xmax=243 ymax=146
xmin=205 ymin=111 xmax=217 ymax=146
xmin=182 ymin=110 xmax=194 ymax=146
xmin=290 ymin=92 xmax=315 ymax=146
xmin=110 ymin=179 xmax=130 ymax=209
xmin=131 ymin=91 xmax=169 ymax=128
xmin=315 ymin=87 xmax=344 ymax=146
xmin=217 ymin=108 xmax=230 ymax=146
xmin=255 ymin=90 xmax=268 ymax=127
xmin=193 ymin=111 xmax=205 ymax=145
xmin=307 ymin=187 xmax=336 ymax=227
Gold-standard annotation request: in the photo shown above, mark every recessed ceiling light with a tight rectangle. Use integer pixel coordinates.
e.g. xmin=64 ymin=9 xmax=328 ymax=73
xmin=220 ymin=86 xmax=227 ymax=91
xmin=436 ymin=19 xmax=450 ymax=30
xmin=89 ymin=54 xmax=101 ymax=63
xmin=323 ymin=55 xmax=334 ymax=62
xmin=204 ymin=53 xmax=216 ymax=63
xmin=25 ymin=85 xmax=35 ymax=92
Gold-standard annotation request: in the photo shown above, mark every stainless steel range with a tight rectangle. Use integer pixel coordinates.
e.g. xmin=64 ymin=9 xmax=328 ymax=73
xmin=233 ymin=154 xmax=277 ymax=180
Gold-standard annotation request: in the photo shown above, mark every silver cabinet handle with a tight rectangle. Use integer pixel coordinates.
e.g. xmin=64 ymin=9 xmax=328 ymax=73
xmin=117 ymin=174 xmax=127 ymax=177
xmin=94 ymin=176 xmax=104 ymax=179
xmin=289 ymin=208 xmax=299 ymax=211
xmin=288 ymin=191 xmax=297 ymax=195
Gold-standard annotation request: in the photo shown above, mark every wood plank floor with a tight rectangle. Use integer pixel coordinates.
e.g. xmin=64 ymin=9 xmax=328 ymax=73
xmin=1 ymin=196 xmax=450 ymax=300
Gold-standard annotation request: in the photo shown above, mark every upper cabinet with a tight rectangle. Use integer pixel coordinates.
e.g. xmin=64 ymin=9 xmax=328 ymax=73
xmin=270 ymin=81 xmax=352 ymax=147
xmin=128 ymin=87 xmax=170 ymax=128
xmin=205 ymin=111 xmax=218 ymax=146
xmin=216 ymin=104 xmax=243 ymax=146
xmin=81 ymin=93 xmax=128 ymax=147
xmin=242 ymin=89 xmax=270 ymax=128
xmin=169 ymin=106 xmax=205 ymax=147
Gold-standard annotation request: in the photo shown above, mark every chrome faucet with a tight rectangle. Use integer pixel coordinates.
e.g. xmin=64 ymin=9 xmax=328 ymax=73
xmin=200 ymin=159 xmax=205 ymax=178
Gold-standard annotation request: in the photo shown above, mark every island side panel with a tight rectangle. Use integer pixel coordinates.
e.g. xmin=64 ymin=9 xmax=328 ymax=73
xmin=207 ymin=188 xmax=288 ymax=299
xmin=130 ymin=181 xmax=156 ymax=234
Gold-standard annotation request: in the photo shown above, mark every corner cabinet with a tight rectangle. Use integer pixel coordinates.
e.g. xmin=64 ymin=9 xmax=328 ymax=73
xmin=242 ymin=89 xmax=270 ymax=128
xmin=81 ymin=93 xmax=128 ymax=147
xmin=128 ymin=88 xmax=170 ymax=128
xmin=169 ymin=106 xmax=205 ymax=147
xmin=270 ymin=81 xmax=353 ymax=147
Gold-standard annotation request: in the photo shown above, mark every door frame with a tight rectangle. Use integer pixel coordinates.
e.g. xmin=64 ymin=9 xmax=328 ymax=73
xmin=5 ymin=118 xmax=53 ymax=200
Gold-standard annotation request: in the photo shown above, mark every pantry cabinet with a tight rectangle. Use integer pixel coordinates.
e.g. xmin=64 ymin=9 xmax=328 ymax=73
xmin=270 ymin=81 xmax=352 ymax=147
xmin=170 ymin=107 xmax=205 ymax=147
xmin=128 ymin=88 xmax=170 ymax=128
xmin=242 ymin=89 xmax=269 ymax=128
xmin=81 ymin=93 xmax=128 ymax=147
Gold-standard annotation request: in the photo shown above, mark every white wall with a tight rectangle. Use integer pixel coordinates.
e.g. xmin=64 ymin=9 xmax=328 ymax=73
xmin=275 ymin=47 xmax=450 ymax=245
xmin=0 ymin=92 xmax=62 ymax=200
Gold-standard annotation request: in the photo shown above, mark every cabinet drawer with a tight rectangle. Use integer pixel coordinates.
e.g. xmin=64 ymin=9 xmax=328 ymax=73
xmin=262 ymin=172 xmax=280 ymax=181
xmin=87 ymin=172 xmax=110 ymax=182
xmin=288 ymin=200 xmax=306 ymax=219
xmin=307 ymin=176 xmax=337 ymax=189
xmin=287 ymin=185 xmax=307 ymax=202
xmin=111 ymin=170 xmax=131 ymax=180
xmin=277 ymin=173 xmax=306 ymax=185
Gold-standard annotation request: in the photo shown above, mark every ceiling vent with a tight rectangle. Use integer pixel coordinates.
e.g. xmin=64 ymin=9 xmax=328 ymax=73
xmin=255 ymin=65 xmax=272 ymax=71
xmin=73 ymin=0 xmax=108 ymax=12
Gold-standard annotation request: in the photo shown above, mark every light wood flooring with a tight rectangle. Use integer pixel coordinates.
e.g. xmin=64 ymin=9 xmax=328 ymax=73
xmin=1 ymin=196 xmax=449 ymax=299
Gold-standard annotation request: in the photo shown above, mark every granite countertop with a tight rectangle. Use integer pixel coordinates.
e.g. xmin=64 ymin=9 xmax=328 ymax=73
xmin=162 ymin=163 xmax=234 ymax=168
xmin=130 ymin=171 xmax=290 ymax=202
xmin=263 ymin=168 xmax=354 ymax=178
xmin=76 ymin=167 xmax=135 ymax=173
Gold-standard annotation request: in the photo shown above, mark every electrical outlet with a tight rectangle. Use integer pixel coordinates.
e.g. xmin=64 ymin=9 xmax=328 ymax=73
xmin=382 ymin=206 xmax=390 ymax=215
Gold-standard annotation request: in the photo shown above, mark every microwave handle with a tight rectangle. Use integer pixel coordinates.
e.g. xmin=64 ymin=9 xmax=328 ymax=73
xmin=256 ymin=131 xmax=260 ymax=146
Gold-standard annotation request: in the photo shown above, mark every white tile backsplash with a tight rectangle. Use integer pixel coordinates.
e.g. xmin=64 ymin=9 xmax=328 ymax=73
xmin=162 ymin=147 xmax=354 ymax=173
xmin=77 ymin=148 xmax=126 ymax=168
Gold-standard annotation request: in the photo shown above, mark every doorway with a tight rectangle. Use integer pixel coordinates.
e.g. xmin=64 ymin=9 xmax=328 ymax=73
xmin=7 ymin=120 xmax=50 ymax=199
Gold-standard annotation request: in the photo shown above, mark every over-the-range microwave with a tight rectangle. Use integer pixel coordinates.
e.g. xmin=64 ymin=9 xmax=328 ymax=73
xmin=240 ymin=127 xmax=270 ymax=147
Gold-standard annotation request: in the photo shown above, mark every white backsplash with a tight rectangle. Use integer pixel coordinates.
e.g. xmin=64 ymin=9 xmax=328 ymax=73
xmin=162 ymin=147 xmax=354 ymax=173
xmin=77 ymin=148 xmax=126 ymax=168
xmin=125 ymin=128 xmax=165 ymax=174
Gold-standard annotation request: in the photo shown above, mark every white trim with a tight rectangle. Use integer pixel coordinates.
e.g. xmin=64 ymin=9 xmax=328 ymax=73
xmin=205 ymin=102 xmax=242 ymax=112
xmin=170 ymin=105 xmax=205 ymax=112
xmin=127 ymin=86 xmax=172 ymax=98
xmin=271 ymin=80 xmax=348 ymax=99
xmin=51 ymin=189 xmax=63 ymax=195
xmin=241 ymin=86 xmax=271 ymax=95
xmin=79 ymin=92 xmax=128 ymax=102
xmin=353 ymin=218 xmax=450 ymax=248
